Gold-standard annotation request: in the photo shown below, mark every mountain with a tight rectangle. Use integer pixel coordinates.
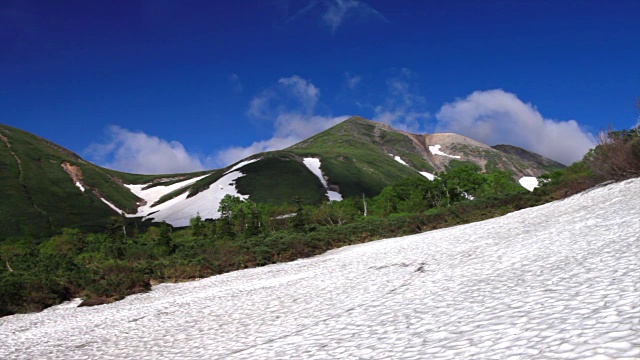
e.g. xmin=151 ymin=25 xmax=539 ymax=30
xmin=0 ymin=117 xmax=564 ymax=237
xmin=0 ymin=124 xmax=210 ymax=238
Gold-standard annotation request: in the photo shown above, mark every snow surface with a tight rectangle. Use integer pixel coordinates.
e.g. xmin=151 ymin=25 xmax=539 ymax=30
xmin=429 ymin=144 xmax=461 ymax=159
xmin=2 ymin=178 xmax=640 ymax=359
xmin=74 ymin=181 xmax=85 ymax=192
xmin=419 ymin=171 xmax=435 ymax=180
xmin=303 ymin=158 xmax=343 ymax=201
xmin=519 ymin=176 xmax=539 ymax=192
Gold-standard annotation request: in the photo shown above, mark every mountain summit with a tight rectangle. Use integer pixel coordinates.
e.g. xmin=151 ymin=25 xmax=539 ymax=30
xmin=0 ymin=118 xmax=563 ymax=237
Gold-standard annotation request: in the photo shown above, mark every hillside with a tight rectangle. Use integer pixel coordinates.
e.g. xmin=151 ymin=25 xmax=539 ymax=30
xmin=0 ymin=124 xmax=209 ymax=238
xmin=1 ymin=118 xmax=564 ymax=234
xmin=1 ymin=177 xmax=637 ymax=359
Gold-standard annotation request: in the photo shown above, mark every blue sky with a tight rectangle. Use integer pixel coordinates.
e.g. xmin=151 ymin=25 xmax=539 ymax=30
xmin=2 ymin=0 xmax=639 ymax=173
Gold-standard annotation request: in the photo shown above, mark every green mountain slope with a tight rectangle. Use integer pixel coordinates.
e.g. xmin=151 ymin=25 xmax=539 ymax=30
xmin=0 ymin=124 xmax=208 ymax=239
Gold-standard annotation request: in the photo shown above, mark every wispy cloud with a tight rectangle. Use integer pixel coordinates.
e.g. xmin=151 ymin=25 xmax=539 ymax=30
xmin=322 ymin=0 xmax=387 ymax=33
xmin=281 ymin=0 xmax=388 ymax=33
xmin=85 ymin=126 xmax=205 ymax=174
xmin=372 ymin=68 xmax=431 ymax=132
xmin=345 ymin=72 xmax=361 ymax=89
xmin=229 ymin=73 xmax=243 ymax=94
xmin=214 ymin=75 xmax=349 ymax=166
xmin=435 ymin=89 xmax=597 ymax=165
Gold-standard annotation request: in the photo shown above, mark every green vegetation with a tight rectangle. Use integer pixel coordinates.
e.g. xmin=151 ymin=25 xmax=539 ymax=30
xmin=287 ymin=117 xmax=422 ymax=197
xmin=235 ymin=153 xmax=327 ymax=205
xmin=0 ymin=124 xmax=212 ymax=240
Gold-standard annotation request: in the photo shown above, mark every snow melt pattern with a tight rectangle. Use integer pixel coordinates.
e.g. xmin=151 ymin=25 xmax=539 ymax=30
xmin=303 ymin=158 xmax=342 ymax=201
xmin=2 ymin=178 xmax=640 ymax=359
xmin=389 ymin=154 xmax=436 ymax=181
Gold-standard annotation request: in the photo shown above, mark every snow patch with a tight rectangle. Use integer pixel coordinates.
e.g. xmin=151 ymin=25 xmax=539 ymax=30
xmin=429 ymin=144 xmax=461 ymax=159
xmin=392 ymin=155 xmax=409 ymax=166
xmin=419 ymin=172 xmax=435 ymax=180
xmin=327 ymin=191 xmax=343 ymax=201
xmin=519 ymin=176 xmax=539 ymax=192
xmin=100 ymin=198 xmax=123 ymax=214
xmin=303 ymin=158 xmax=343 ymax=201
xmin=75 ymin=182 xmax=85 ymax=192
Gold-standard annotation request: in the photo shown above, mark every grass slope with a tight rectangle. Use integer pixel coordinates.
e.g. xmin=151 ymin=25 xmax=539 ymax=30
xmin=0 ymin=124 xmax=206 ymax=239
xmin=235 ymin=153 xmax=327 ymax=205
xmin=288 ymin=117 xmax=420 ymax=198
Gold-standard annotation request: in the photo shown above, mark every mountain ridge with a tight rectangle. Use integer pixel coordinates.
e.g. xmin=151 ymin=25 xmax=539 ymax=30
xmin=0 ymin=117 xmax=564 ymax=237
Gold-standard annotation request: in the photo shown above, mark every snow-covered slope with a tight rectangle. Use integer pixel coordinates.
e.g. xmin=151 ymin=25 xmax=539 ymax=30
xmin=125 ymin=159 xmax=259 ymax=227
xmin=2 ymin=178 xmax=639 ymax=359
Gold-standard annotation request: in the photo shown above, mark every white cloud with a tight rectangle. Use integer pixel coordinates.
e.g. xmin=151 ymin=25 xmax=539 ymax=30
xmin=215 ymin=75 xmax=349 ymax=167
xmin=372 ymin=69 xmax=431 ymax=132
xmin=435 ymin=89 xmax=597 ymax=165
xmin=86 ymin=126 xmax=205 ymax=174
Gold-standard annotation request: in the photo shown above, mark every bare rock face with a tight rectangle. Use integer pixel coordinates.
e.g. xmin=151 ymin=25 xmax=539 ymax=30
xmin=61 ymin=161 xmax=85 ymax=187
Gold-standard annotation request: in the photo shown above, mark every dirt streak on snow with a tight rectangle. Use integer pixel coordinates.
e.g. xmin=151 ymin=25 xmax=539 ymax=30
xmin=2 ymin=178 xmax=640 ymax=359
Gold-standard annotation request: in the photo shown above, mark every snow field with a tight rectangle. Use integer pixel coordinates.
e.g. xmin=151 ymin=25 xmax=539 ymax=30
xmin=125 ymin=175 xmax=210 ymax=218
xmin=1 ymin=178 xmax=639 ymax=359
xmin=122 ymin=159 xmax=260 ymax=227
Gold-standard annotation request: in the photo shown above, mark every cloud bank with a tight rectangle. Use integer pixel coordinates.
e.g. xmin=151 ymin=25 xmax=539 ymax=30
xmin=86 ymin=126 xmax=205 ymax=174
xmin=215 ymin=75 xmax=349 ymax=166
xmin=435 ymin=89 xmax=597 ymax=165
